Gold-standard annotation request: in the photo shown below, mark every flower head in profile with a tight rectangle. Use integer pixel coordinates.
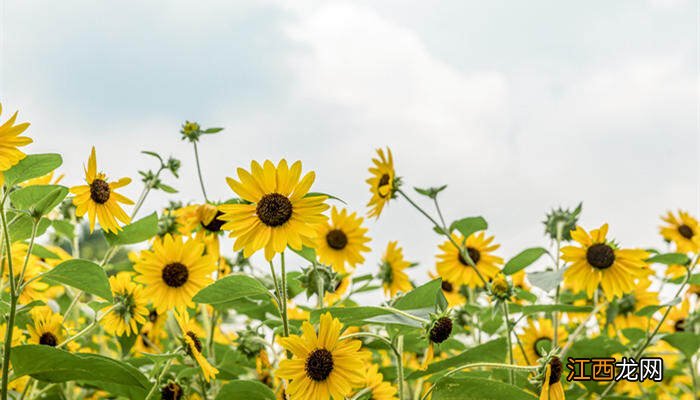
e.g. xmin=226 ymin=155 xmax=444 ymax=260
xmin=363 ymin=363 xmax=398 ymax=400
xmin=379 ymin=241 xmax=413 ymax=297
xmin=366 ymin=147 xmax=399 ymax=219
xmin=70 ymin=147 xmax=133 ymax=233
xmin=539 ymin=357 xmax=565 ymax=400
xmin=175 ymin=311 xmax=219 ymax=382
xmin=0 ymin=103 xmax=32 ymax=181
xmin=276 ymin=312 xmax=365 ymax=400
xmin=134 ymin=234 xmax=216 ymax=312
xmin=101 ymin=272 xmax=149 ymax=336
xmin=562 ymin=224 xmax=649 ymax=299
xmin=314 ymin=207 xmax=371 ymax=274
xmin=28 ymin=306 xmax=65 ymax=347
xmin=436 ymin=232 xmax=504 ymax=289
xmin=660 ymin=210 xmax=700 ymax=253
xmin=430 ymin=272 xmax=465 ymax=307
xmin=219 ymin=160 xmax=329 ymax=261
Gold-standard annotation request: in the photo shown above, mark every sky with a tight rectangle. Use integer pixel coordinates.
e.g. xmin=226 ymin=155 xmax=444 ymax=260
xmin=0 ymin=0 xmax=698 ymax=298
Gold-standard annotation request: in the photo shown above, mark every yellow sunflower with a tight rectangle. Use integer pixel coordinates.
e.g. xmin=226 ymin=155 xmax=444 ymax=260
xmin=515 ymin=318 xmax=567 ymax=365
xmin=219 ymin=160 xmax=329 ymax=261
xmin=2 ymin=243 xmax=51 ymax=304
xmin=539 ymin=357 xmax=565 ymax=400
xmin=314 ymin=206 xmax=371 ymax=273
xmin=379 ymin=241 xmax=413 ymax=297
xmin=133 ymin=309 xmax=167 ymax=354
xmin=562 ymin=224 xmax=649 ymax=299
xmin=0 ymin=323 xmax=24 ymax=347
xmin=604 ymin=277 xmax=658 ymax=332
xmin=363 ymin=363 xmax=398 ymax=400
xmin=276 ymin=312 xmax=365 ymax=400
xmin=664 ymin=298 xmax=690 ymax=333
xmin=436 ymin=232 xmax=503 ymax=289
xmin=0 ymin=104 xmax=32 ymax=183
xmin=134 ymin=234 xmax=216 ymax=312
xmin=324 ymin=275 xmax=351 ymax=306
xmin=19 ymin=171 xmax=64 ymax=187
xmin=429 ymin=271 xmax=465 ymax=307
xmin=100 ymin=272 xmax=149 ymax=336
xmin=175 ymin=203 xmax=225 ymax=258
xmin=27 ymin=306 xmax=65 ymax=347
xmin=70 ymin=147 xmax=133 ymax=233
xmin=175 ymin=311 xmax=219 ymax=382
xmin=660 ymin=210 xmax=700 ymax=253
xmin=366 ymin=147 xmax=396 ymax=219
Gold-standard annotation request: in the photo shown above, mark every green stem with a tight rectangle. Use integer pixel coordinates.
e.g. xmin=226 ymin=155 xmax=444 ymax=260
xmin=145 ymin=357 xmax=174 ymax=400
xmin=552 ymin=222 xmax=563 ymax=347
xmin=384 ymin=306 xmax=429 ymax=325
xmin=396 ymin=335 xmax=405 ymax=400
xmin=502 ymin=302 xmax=514 ymax=384
xmin=193 ymin=142 xmax=209 ymax=202
xmin=688 ymin=357 xmax=698 ymax=397
xmin=1 ymin=192 xmax=17 ymax=400
xmin=280 ymin=252 xmax=289 ymax=338
xmin=560 ymin=302 xmax=606 ymax=358
xmin=58 ymin=305 xmax=116 ymax=348
xmin=16 ymin=219 xmax=39 ymax=288
xmin=421 ymin=362 xmax=538 ymax=400
xmin=599 ymin=257 xmax=697 ymax=399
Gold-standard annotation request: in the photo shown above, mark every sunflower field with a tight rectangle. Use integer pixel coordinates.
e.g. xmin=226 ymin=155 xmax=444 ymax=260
xmin=0 ymin=105 xmax=697 ymax=400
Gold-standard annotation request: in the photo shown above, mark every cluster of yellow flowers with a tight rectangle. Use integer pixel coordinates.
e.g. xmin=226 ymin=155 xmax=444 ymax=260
xmin=0 ymin=106 xmax=697 ymax=400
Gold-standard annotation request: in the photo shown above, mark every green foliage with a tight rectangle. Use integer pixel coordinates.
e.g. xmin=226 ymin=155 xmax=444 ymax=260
xmin=408 ymin=338 xmax=507 ymax=379
xmin=662 ymin=332 xmax=700 ymax=358
xmin=646 ymin=252 xmax=691 ymax=266
xmin=449 ymin=216 xmax=487 ymax=237
xmin=431 ymin=377 xmax=536 ymax=400
xmin=41 ymin=259 xmax=113 ymax=301
xmin=193 ymin=274 xmax=272 ymax=305
xmin=503 ymin=247 xmax=548 ymax=275
xmin=10 ymin=184 xmax=68 ymax=217
xmin=215 ymin=380 xmax=275 ymax=400
xmin=3 ymin=153 xmax=62 ymax=186
xmin=104 ymin=212 xmax=159 ymax=246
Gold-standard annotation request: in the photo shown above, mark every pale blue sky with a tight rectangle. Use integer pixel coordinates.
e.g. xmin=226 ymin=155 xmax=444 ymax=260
xmin=1 ymin=0 xmax=697 ymax=294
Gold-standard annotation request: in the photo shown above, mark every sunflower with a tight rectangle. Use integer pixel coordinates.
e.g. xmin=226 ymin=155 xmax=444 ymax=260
xmin=562 ymin=224 xmax=649 ymax=299
xmin=430 ymin=271 xmax=465 ymax=307
xmin=70 ymin=147 xmax=133 ymax=233
xmin=324 ymin=275 xmax=351 ymax=306
xmin=436 ymin=232 xmax=503 ymax=289
xmin=604 ymin=277 xmax=658 ymax=332
xmin=314 ymin=207 xmax=371 ymax=273
xmin=539 ymin=357 xmax=565 ymax=400
xmin=0 ymin=104 xmax=32 ymax=183
xmin=2 ymin=243 xmax=50 ymax=304
xmin=134 ymin=234 xmax=216 ymax=312
xmin=219 ymin=160 xmax=329 ymax=261
xmin=660 ymin=210 xmax=700 ymax=253
xmin=515 ymin=318 xmax=567 ymax=365
xmin=133 ymin=309 xmax=167 ymax=354
xmin=0 ymin=323 xmax=24 ymax=347
xmin=664 ymin=298 xmax=690 ymax=333
xmin=366 ymin=147 xmax=397 ymax=219
xmin=363 ymin=363 xmax=398 ymax=400
xmin=28 ymin=306 xmax=65 ymax=347
xmin=276 ymin=312 xmax=365 ymax=400
xmin=19 ymin=171 xmax=64 ymax=187
xmin=379 ymin=241 xmax=413 ymax=297
xmin=175 ymin=203 xmax=225 ymax=259
xmin=100 ymin=272 xmax=149 ymax=336
xmin=175 ymin=311 xmax=219 ymax=382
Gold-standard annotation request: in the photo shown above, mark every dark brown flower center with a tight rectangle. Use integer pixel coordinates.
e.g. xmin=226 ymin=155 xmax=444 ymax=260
xmin=256 ymin=193 xmax=293 ymax=227
xmin=162 ymin=262 xmax=189 ymax=288
xmin=441 ymin=280 xmax=454 ymax=293
xmin=674 ymin=318 xmax=686 ymax=332
xmin=458 ymin=247 xmax=481 ymax=266
xmin=586 ymin=243 xmax=615 ymax=269
xmin=305 ymin=348 xmax=334 ymax=381
xmin=429 ymin=317 xmax=453 ymax=344
xmin=141 ymin=332 xmax=151 ymax=348
xmin=678 ymin=224 xmax=694 ymax=239
xmin=377 ymin=174 xmax=390 ymax=197
xmin=326 ymin=229 xmax=348 ymax=250
xmin=161 ymin=382 xmax=183 ymax=400
xmin=39 ymin=332 xmax=58 ymax=347
xmin=549 ymin=357 xmax=563 ymax=384
xmin=185 ymin=331 xmax=202 ymax=355
xmin=534 ymin=337 xmax=552 ymax=357
xmin=90 ymin=178 xmax=111 ymax=204
xmin=149 ymin=310 xmax=159 ymax=323
xmin=201 ymin=210 xmax=225 ymax=232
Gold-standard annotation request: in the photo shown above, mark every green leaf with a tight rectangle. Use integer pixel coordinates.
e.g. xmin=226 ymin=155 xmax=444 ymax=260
xmin=215 ymin=380 xmax=276 ymax=400
xmin=204 ymin=127 xmax=224 ymax=134
xmin=431 ymin=377 xmax=536 ymax=400
xmin=291 ymin=246 xmax=318 ymax=264
xmin=10 ymin=345 xmax=149 ymax=395
xmin=104 ymin=212 xmax=158 ymax=246
xmin=7 ymin=213 xmax=51 ymax=242
xmin=3 ymin=154 xmax=62 ymax=186
xmin=304 ymin=192 xmax=346 ymax=204
xmin=10 ymin=185 xmax=68 ymax=216
xmin=408 ymin=338 xmax=507 ymax=379
xmin=41 ymin=259 xmax=112 ymax=301
xmin=646 ymin=253 xmax=691 ymax=266
xmin=508 ymin=304 xmax=593 ymax=316
xmin=193 ymin=274 xmax=271 ymax=305
xmin=52 ymin=220 xmax=75 ymax=240
xmin=503 ymin=247 xmax=548 ymax=275
xmin=449 ymin=217 xmax=487 ymax=237
xmin=393 ymin=279 xmax=447 ymax=312
xmin=662 ymin=332 xmax=700 ymax=358
xmin=157 ymin=183 xmax=178 ymax=193
xmin=309 ymin=306 xmax=424 ymax=328
xmin=514 ymin=288 xmax=537 ymax=303
xmin=30 ymin=244 xmax=59 ymax=260
xmin=141 ymin=150 xmax=163 ymax=162
xmin=414 ymin=185 xmax=447 ymax=199
xmin=527 ymin=268 xmax=565 ymax=292
xmin=634 ymin=298 xmax=681 ymax=317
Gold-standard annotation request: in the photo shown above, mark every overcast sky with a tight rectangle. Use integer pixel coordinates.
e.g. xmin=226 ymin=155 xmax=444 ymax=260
xmin=1 ymin=0 xmax=698 ymax=294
